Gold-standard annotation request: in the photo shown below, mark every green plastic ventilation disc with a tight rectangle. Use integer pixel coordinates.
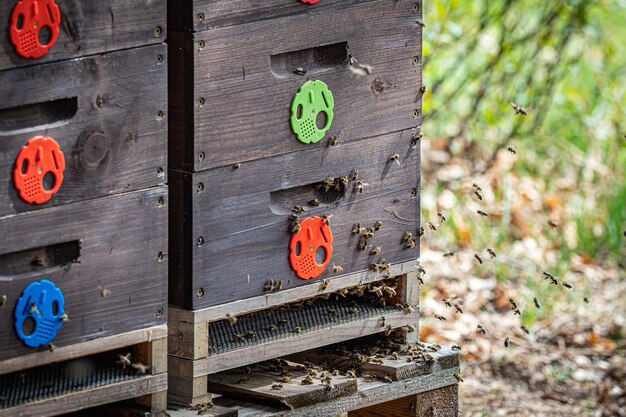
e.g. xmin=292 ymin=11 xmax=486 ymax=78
xmin=290 ymin=80 xmax=334 ymax=144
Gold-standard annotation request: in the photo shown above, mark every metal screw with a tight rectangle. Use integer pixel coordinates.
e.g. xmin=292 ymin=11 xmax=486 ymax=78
xmin=157 ymin=110 xmax=165 ymax=120
xmin=157 ymin=196 xmax=165 ymax=207
xmin=198 ymin=151 xmax=205 ymax=161
xmin=198 ymin=97 xmax=205 ymax=106
xmin=157 ymin=307 xmax=164 ymax=316
xmin=197 ymin=13 xmax=205 ymax=22
xmin=156 ymin=54 xmax=164 ymax=63
xmin=156 ymin=167 xmax=165 ymax=177
xmin=198 ymin=40 xmax=205 ymax=50
xmin=196 ymin=236 xmax=204 ymax=246
xmin=412 ymin=56 xmax=420 ymax=65
xmin=157 ymin=252 xmax=165 ymax=262
xmin=196 ymin=288 xmax=205 ymax=297
xmin=413 ymin=3 xmax=420 ymax=12
xmin=412 ymin=109 xmax=420 ymax=119
xmin=196 ymin=182 xmax=204 ymax=192
xmin=154 ymin=26 xmax=162 ymax=37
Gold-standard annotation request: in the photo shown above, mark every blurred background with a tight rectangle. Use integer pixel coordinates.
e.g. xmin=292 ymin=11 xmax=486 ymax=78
xmin=419 ymin=0 xmax=626 ymax=415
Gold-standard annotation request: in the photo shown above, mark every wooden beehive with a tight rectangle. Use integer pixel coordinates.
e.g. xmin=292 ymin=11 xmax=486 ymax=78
xmin=0 ymin=1 xmax=168 ymax=415
xmin=168 ymin=0 xmax=422 ymax=310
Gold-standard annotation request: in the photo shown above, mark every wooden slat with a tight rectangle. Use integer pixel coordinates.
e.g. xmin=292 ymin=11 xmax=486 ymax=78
xmin=0 ymin=373 xmax=167 ymax=417
xmin=170 ymin=129 xmax=420 ymax=310
xmin=0 ymin=44 xmax=167 ymax=217
xmin=169 ymin=260 xmax=415 ymax=324
xmin=0 ymin=0 xmax=166 ymax=71
xmin=348 ymin=385 xmax=459 ymax=417
xmin=208 ymin=363 xmax=357 ymax=410
xmin=169 ymin=309 xmax=417 ymax=376
xmin=168 ymin=0 xmax=422 ymax=171
xmin=168 ymin=374 xmax=211 ymax=406
xmin=0 ymin=187 xmax=168 ymax=364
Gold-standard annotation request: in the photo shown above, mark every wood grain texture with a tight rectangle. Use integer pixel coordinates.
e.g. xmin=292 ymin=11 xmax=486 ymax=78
xmin=168 ymin=0 xmax=422 ymax=171
xmin=0 ymin=0 xmax=166 ymax=71
xmin=0 ymin=44 xmax=167 ymax=217
xmin=208 ymin=363 xmax=357 ymax=410
xmin=213 ymin=367 xmax=459 ymax=417
xmin=169 ymin=129 xmax=419 ymax=309
xmin=168 ymin=373 xmax=211 ymax=406
xmin=348 ymin=385 xmax=459 ymax=417
xmin=0 ymin=373 xmax=167 ymax=417
xmin=0 ymin=186 xmax=168 ymax=364
xmin=168 ymin=0 xmax=379 ymax=31
xmin=169 ymin=309 xmax=417 ymax=375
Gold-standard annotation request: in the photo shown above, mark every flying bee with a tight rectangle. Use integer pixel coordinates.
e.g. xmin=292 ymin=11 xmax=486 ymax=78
xmin=507 ymin=146 xmax=517 ymax=155
xmin=443 ymin=252 xmax=455 ymax=258
xmin=509 ymin=298 xmax=518 ymax=310
xmin=322 ymin=214 xmax=333 ymax=226
xmin=132 ymin=362 xmax=149 ymax=374
xmin=549 ymin=276 xmax=558 ymax=285
xmin=454 ymin=304 xmax=464 ymax=314
xmin=504 ymin=337 xmax=510 ymax=348
xmin=388 ymin=152 xmax=400 ymax=165
xmin=117 ymin=353 xmax=132 ymax=369
xmin=293 ymin=67 xmax=307 ymax=75
xmin=272 ymin=383 xmax=283 ymax=390
xmin=410 ymin=132 xmax=423 ymax=148
xmin=474 ymin=254 xmax=483 ymax=264
xmin=328 ymin=136 xmax=338 ymax=146
xmin=511 ymin=102 xmax=528 ymax=115
xmin=427 ymin=222 xmax=437 ymax=231
xmin=333 ymin=264 xmax=343 ymax=273
xmin=454 ymin=373 xmax=464 ymax=383
xmin=472 ymin=183 xmax=482 ymax=192
xmin=477 ymin=210 xmax=488 ymax=217
xmin=442 ymin=299 xmax=452 ymax=308
xmin=402 ymin=231 xmax=413 ymax=242
xmin=477 ymin=324 xmax=487 ymax=334
xmin=547 ymin=220 xmax=558 ymax=229
xmin=521 ymin=326 xmax=530 ymax=335
xmin=437 ymin=212 xmax=446 ymax=222
xmin=487 ymin=248 xmax=496 ymax=258
xmin=451 ymin=345 xmax=461 ymax=350
xmin=418 ymin=226 xmax=425 ymax=236
xmin=562 ymin=281 xmax=573 ymax=289
xmin=513 ymin=308 xmax=521 ymax=316
xmin=542 ymin=271 xmax=555 ymax=279
xmin=433 ymin=314 xmax=446 ymax=321
xmin=533 ymin=297 xmax=541 ymax=309
xmin=354 ymin=180 xmax=369 ymax=193
xmin=98 ymin=285 xmax=111 ymax=297
xmin=309 ymin=198 xmax=320 ymax=206
xmin=369 ymin=246 xmax=381 ymax=256
xmin=233 ymin=333 xmax=244 ymax=342
xmin=226 ymin=313 xmax=238 ymax=327
xmin=319 ymin=279 xmax=329 ymax=291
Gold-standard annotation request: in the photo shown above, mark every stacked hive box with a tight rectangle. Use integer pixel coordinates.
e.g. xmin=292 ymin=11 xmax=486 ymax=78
xmin=168 ymin=0 xmax=423 ymax=406
xmin=0 ymin=1 xmax=168 ymax=415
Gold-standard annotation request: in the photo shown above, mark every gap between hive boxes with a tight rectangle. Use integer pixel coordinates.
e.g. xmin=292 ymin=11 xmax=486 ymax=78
xmin=0 ymin=325 xmax=167 ymax=417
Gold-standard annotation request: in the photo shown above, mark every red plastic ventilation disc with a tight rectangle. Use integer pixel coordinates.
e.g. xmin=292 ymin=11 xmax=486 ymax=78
xmin=13 ymin=136 xmax=65 ymax=204
xmin=9 ymin=0 xmax=61 ymax=59
xmin=289 ymin=216 xmax=333 ymax=280
xmin=300 ymin=0 xmax=321 ymax=4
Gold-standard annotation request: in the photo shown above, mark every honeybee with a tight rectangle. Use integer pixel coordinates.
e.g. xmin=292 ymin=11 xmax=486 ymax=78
xmin=477 ymin=210 xmax=488 ymax=217
xmin=477 ymin=324 xmax=487 ymax=334
xmin=301 ymin=375 xmax=314 ymax=385
xmin=233 ymin=333 xmax=245 ymax=342
xmin=327 ymin=308 xmax=337 ymax=316
xmin=433 ymin=314 xmax=446 ymax=321
xmin=293 ymin=67 xmax=307 ymax=75
xmin=98 ymin=286 xmax=111 ymax=297
xmin=45 ymin=343 xmax=56 ymax=352
xmin=333 ymin=264 xmax=343 ymax=273
xmin=369 ymin=246 xmax=381 ymax=256
xmin=406 ymin=323 xmax=416 ymax=333
xmin=584 ymin=297 xmax=589 ymax=304
xmin=328 ymin=136 xmax=338 ymax=146
xmin=410 ymin=132 xmax=423 ymax=148
xmin=354 ymin=181 xmax=369 ymax=193
xmin=268 ymin=324 xmax=278 ymax=332
xmin=487 ymin=248 xmax=496 ymax=258
xmin=437 ymin=212 xmax=446 ymax=222
xmin=226 ymin=313 xmax=238 ymax=326
xmin=533 ymin=297 xmax=541 ymax=308
xmin=509 ymin=298 xmax=518 ymax=310
xmin=454 ymin=373 xmax=464 ymax=383
xmin=562 ymin=281 xmax=573 ymax=289
xmin=507 ymin=147 xmax=517 ymax=155
xmin=132 ymin=362 xmax=149 ymax=374
xmin=504 ymin=337 xmax=510 ymax=348
xmin=362 ymin=228 xmax=375 ymax=239
xmin=474 ymin=190 xmax=483 ymax=200
xmin=290 ymin=221 xmax=301 ymax=233
xmin=350 ymin=169 xmax=359 ymax=181
xmin=346 ymin=370 xmax=357 ymax=378
xmin=59 ymin=313 xmax=69 ymax=322
xmin=511 ymin=102 xmax=528 ymax=115
xmin=443 ymin=252 xmax=455 ymax=258
xmin=233 ymin=162 xmax=241 ymax=170
xmin=474 ymin=254 xmax=483 ymax=264
xmin=272 ymin=383 xmax=283 ymax=390
xmin=442 ymin=299 xmax=452 ymax=308
xmin=322 ymin=214 xmax=333 ymax=226
xmin=451 ymin=345 xmax=461 ymax=351
xmin=246 ymin=330 xmax=256 ymax=338
xmin=547 ymin=220 xmax=558 ymax=229
xmin=383 ymin=375 xmax=393 ymax=383
xmin=542 ymin=271 xmax=554 ymax=280
xmin=373 ymin=221 xmax=383 ymax=231
xmin=322 ymin=177 xmax=336 ymax=191
xmin=520 ymin=326 xmax=530 ymax=335
xmin=388 ymin=152 xmax=400 ymax=164
xmin=403 ymin=304 xmax=415 ymax=314
xmin=281 ymin=375 xmax=292 ymax=383
xmin=418 ymin=226 xmax=425 ymax=236
xmin=454 ymin=304 xmax=464 ymax=314
xmin=402 ymin=231 xmax=413 ymax=242
xmin=427 ymin=222 xmax=437 ymax=231
xmin=404 ymin=239 xmax=416 ymax=249
xmin=289 ymin=213 xmax=300 ymax=222
xmin=513 ymin=309 xmax=521 ymax=316
xmin=319 ymin=279 xmax=329 ymax=291
xmin=117 ymin=353 xmax=132 ymax=369
xmin=0 ymin=294 xmax=6 ymax=307
xmin=309 ymin=198 xmax=321 ymax=206
xmin=358 ymin=236 xmax=368 ymax=251
xmin=293 ymin=326 xmax=302 ymax=333
xmin=338 ymin=176 xmax=349 ymax=189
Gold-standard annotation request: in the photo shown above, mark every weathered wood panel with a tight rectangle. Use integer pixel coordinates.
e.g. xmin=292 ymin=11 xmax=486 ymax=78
xmin=0 ymin=186 xmax=168 ymax=363
xmin=169 ymin=0 xmax=422 ymax=171
xmin=0 ymin=0 xmax=166 ymax=71
xmin=168 ymin=0 xmax=379 ymax=31
xmin=0 ymin=44 xmax=167 ymax=217
xmin=169 ymin=129 xmax=419 ymax=309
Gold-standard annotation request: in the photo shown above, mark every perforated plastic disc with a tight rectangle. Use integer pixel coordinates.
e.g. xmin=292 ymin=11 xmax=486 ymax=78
xmin=14 ymin=280 xmax=65 ymax=348
xmin=9 ymin=0 xmax=61 ymax=59
xmin=13 ymin=136 xmax=65 ymax=205
xmin=290 ymin=80 xmax=334 ymax=144
xmin=289 ymin=216 xmax=333 ymax=279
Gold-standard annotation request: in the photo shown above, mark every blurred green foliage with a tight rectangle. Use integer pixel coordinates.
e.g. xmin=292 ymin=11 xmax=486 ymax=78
xmin=423 ymin=0 xmax=626 ymax=261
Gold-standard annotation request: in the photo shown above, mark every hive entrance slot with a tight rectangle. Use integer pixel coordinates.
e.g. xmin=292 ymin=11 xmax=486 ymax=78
xmin=271 ymin=42 xmax=349 ymax=78
xmin=0 ymin=97 xmax=78 ymax=136
xmin=0 ymin=240 xmax=81 ymax=280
